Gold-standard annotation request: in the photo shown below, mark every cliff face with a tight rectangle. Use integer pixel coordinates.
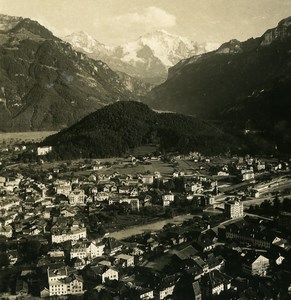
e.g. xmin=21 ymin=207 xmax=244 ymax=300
xmin=145 ymin=16 xmax=291 ymax=117
xmin=0 ymin=15 xmax=142 ymax=131
xmin=261 ymin=17 xmax=291 ymax=46
xmin=143 ymin=16 xmax=291 ymax=153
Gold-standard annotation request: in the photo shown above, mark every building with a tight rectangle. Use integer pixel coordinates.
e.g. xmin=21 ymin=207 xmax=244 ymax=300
xmin=157 ymin=284 xmax=175 ymax=300
xmin=47 ymin=267 xmax=84 ymax=296
xmin=70 ymin=245 xmax=87 ymax=260
xmin=224 ymin=198 xmax=244 ymax=219
xmin=55 ymin=180 xmax=72 ymax=196
xmin=87 ymin=241 xmax=105 ymax=259
xmin=70 ymin=241 xmax=105 ymax=260
xmin=133 ymin=287 xmax=154 ymax=299
xmin=68 ymin=189 xmax=86 ymax=206
xmin=115 ymin=254 xmax=135 ymax=267
xmin=111 ymin=198 xmax=140 ymax=212
xmin=37 ymin=146 xmax=52 ymax=156
xmin=90 ymin=265 xmax=119 ymax=283
xmin=0 ymin=225 xmax=13 ymax=238
xmin=225 ymin=222 xmax=272 ymax=249
xmin=201 ymin=270 xmax=232 ymax=298
xmin=51 ymin=227 xmax=87 ymax=244
xmin=242 ymin=253 xmax=269 ymax=277
xmin=162 ymin=194 xmax=175 ymax=207
xmin=141 ymin=174 xmax=154 ymax=185
xmin=241 ymin=170 xmax=255 ymax=181
xmin=192 ymin=281 xmax=202 ymax=300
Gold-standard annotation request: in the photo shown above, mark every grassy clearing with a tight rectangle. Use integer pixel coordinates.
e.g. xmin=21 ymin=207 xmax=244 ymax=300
xmin=0 ymin=131 xmax=57 ymax=143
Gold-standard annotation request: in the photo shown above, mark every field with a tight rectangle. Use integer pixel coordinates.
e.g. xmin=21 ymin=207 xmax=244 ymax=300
xmin=0 ymin=131 xmax=57 ymax=144
xmin=113 ymin=161 xmax=174 ymax=177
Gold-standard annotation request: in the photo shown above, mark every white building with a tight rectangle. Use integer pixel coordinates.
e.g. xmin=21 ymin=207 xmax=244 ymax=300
xmin=70 ymin=241 xmax=105 ymax=260
xmin=68 ymin=189 xmax=86 ymax=206
xmin=37 ymin=146 xmax=52 ymax=156
xmin=92 ymin=266 xmax=119 ymax=283
xmin=142 ymin=174 xmax=154 ymax=185
xmin=158 ymin=285 xmax=175 ymax=300
xmin=47 ymin=267 xmax=83 ymax=296
xmin=162 ymin=194 xmax=175 ymax=207
xmin=224 ymin=198 xmax=244 ymax=219
xmin=101 ymin=267 xmax=118 ymax=283
xmin=55 ymin=180 xmax=72 ymax=196
xmin=51 ymin=227 xmax=87 ymax=244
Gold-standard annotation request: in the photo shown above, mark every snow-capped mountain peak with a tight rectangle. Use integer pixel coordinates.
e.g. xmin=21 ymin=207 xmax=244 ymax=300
xmin=64 ymin=31 xmax=105 ymax=54
xmin=64 ymin=29 xmax=218 ymax=84
xmin=134 ymin=30 xmax=204 ymax=66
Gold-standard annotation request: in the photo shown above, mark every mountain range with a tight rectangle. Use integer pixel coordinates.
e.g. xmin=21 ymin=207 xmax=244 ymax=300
xmin=144 ymin=17 xmax=291 ymax=153
xmin=0 ymin=13 xmax=290 ymax=153
xmin=64 ymin=30 xmax=219 ymax=84
xmin=0 ymin=14 xmax=151 ymax=131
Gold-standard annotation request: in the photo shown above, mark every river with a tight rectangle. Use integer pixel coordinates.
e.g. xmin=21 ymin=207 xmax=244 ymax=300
xmin=108 ymin=214 xmax=194 ymax=240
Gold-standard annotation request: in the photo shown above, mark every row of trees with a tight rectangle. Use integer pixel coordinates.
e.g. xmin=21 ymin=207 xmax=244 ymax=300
xmin=248 ymin=196 xmax=291 ymax=215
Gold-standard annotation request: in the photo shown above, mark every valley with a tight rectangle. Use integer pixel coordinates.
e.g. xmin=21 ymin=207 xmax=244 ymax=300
xmin=0 ymin=6 xmax=291 ymax=300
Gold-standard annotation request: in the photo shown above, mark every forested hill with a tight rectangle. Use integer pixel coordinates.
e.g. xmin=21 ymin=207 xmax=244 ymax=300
xmin=41 ymin=101 xmax=278 ymax=159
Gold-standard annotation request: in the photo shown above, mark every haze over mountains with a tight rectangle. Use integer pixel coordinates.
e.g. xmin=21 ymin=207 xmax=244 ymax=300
xmin=64 ymin=30 xmax=219 ymax=84
xmin=0 ymin=14 xmax=151 ymax=131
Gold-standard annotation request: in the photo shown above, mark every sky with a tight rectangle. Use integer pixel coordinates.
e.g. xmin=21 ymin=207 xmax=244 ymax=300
xmin=0 ymin=0 xmax=291 ymax=45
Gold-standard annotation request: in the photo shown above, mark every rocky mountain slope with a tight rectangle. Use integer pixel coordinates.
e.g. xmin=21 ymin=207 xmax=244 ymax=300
xmin=144 ymin=16 xmax=291 ymax=152
xmin=64 ymin=30 xmax=218 ymax=84
xmin=0 ymin=14 xmax=150 ymax=131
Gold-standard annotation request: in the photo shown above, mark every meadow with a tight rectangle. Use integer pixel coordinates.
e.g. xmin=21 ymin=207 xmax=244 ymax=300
xmin=0 ymin=131 xmax=57 ymax=144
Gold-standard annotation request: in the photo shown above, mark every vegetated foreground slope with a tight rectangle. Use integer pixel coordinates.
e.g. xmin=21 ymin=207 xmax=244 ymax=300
xmin=42 ymin=101 xmax=274 ymax=159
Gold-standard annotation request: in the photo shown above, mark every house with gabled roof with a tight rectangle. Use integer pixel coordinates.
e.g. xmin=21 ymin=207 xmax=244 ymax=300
xmin=89 ymin=265 xmax=119 ymax=283
xmin=47 ymin=267 xmax=84 ymax=296
xmin=70 ymin=240 xmax=105 ymax=260
xmin=68 ymin=189 xmax=86 ymax=206
xmin=154 ymin=274 xmax=178 ymax=300
xmin=172 ymin=245 xmax=199 ymax=262
xmin=60 ymin=207 xmax=76 ymax=218
xmin=200 ymin=270 xmax=232 ymax=298
xmin=104 ymin=237 xmax=123 ymax=256
xmin=242 ymin=252 xmax=269 ymax=277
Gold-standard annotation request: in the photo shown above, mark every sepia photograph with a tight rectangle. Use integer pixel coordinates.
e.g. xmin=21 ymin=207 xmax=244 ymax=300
xmin=0 ymin=0 xmax=291 ymax=299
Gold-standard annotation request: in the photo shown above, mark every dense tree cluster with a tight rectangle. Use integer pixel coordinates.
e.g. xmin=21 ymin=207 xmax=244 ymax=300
xmin=41 ymin=101 xmax=269 ymax=159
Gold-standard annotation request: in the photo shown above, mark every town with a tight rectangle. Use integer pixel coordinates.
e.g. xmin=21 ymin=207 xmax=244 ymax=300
xmin=0 ymin=141 xmax=290 ymax=300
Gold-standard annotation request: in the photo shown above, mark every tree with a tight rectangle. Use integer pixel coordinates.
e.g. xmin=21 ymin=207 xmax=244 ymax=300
xmin=24 ymin=240 xmax=41 ymax=262
xmin=0 ymin=253 xmax=9 ymax=267
xmin=260 ymin=200 xmax=272 ymax=214
xmin=97 ymin=226 xmax=106 ymax=236
xmin=84 ymin=289 xmax=100 ymax=300
xmin=282 ymin=198 xmax=291 ymax=212
xmin=165 ymin=207 xmax=175 ymax=218
xmin=273 ymin=195 xmax=281 ymax=215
